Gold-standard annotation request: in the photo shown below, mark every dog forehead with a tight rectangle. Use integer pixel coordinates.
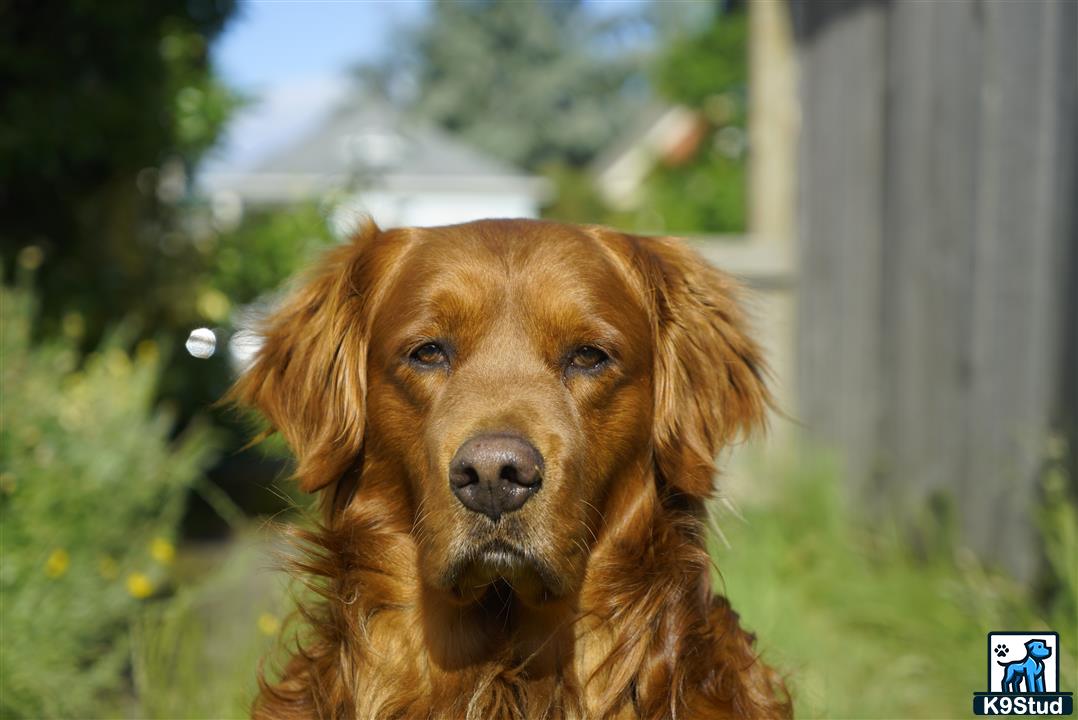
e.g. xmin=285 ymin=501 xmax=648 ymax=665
xmin=405 ymin=220 xmax=609 ymax=271
xmin=382 ymin=220 xmax=646 ymax=321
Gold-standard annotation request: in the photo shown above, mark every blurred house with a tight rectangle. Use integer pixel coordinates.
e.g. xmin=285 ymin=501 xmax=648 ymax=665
xmin=201 ymin=98 xmax=550 ymax=232
xmin=592 ymin=105 xmax=705 ymax=211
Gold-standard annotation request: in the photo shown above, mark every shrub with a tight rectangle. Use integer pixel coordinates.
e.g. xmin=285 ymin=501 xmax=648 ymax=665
xmin=0 ymin=276 xmax=217 ymax=717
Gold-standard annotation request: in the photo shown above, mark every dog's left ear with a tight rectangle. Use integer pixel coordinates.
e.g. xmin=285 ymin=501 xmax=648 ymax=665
xmin=630 ymin=234 xmax=772 ymax=499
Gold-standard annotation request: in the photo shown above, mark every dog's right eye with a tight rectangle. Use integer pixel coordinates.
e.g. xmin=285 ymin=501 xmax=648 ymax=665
xmin=409 ymin=342 xmax=449 ymax=368
xmin=567 ymin=345 xmax=610 ymax=372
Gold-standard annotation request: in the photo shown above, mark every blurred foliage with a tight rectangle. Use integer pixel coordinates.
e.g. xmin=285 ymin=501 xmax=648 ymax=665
xmin=204 ymin=204 xmax=337 ymax=306
xmin=1037 ymin=452 xmax=1078 ymax=628
xmin=358 ymin=0 xmax=649 ymax=171
xmin=716 ymin=453 xmax=1078 ymax=718
xmin=653 ymin=4 xmax=747 ymax=106
xmin=541 ymin=3 xmax=749 ymax=234
xmin=539 ymin=161 xmax=634 ymax=228
xmin=641 ymin=5 xmax=748 ymax=233
xmin=131 ymin=532 xmax=290 ymax=718
xmin=639 ymin=149 xmax=746 ymax=234
xmin=0 ymin=278 xmax=218 ymax=717
xmin=156 ymin=203 xmax=338 ymax=450
xmin=0 ymin=0 xmax=240 ymax=344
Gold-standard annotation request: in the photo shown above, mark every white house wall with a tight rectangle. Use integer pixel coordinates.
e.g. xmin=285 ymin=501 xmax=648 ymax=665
xmin=331 ymin=191 xmax=540 ymax=236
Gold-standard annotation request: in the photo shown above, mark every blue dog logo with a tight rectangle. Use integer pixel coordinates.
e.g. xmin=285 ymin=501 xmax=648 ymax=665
xmin=974 ymin=632 xmax=1073 ymax=715
xmin=998 ymin=639 xmax=1052 ymax=693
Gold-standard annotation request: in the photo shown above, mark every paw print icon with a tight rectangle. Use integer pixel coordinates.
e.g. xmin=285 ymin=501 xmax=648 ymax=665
xmin=993 ymin=643 xmax=1008 ymax=658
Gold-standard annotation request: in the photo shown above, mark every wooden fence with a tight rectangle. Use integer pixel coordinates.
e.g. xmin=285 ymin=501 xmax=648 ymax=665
xmin=791 ymin=0 xmax=1077 ymax=578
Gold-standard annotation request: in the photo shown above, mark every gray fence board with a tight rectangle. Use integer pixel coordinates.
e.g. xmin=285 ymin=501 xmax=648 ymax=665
xmin=793 ymin=0 xmax=1076 ymax=577
xmin=796 ymin=0 xmax=888 ymax=496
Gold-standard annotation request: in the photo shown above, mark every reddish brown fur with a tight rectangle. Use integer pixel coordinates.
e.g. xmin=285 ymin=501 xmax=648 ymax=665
xmin=230 ymin=218 xmax=791 ymax=719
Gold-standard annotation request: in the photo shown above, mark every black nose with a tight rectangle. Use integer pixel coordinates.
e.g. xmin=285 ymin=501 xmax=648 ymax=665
xmin=449 ymin=433 xmax=543 ymax=521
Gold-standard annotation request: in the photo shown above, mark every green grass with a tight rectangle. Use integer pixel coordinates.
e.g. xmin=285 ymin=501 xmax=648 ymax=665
xmin=712 ymin=456 xmax=1078 ymax=719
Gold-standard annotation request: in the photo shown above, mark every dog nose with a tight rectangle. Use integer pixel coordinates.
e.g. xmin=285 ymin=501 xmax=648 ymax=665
xmin=449 ymin=433 xmax=543 ymax=521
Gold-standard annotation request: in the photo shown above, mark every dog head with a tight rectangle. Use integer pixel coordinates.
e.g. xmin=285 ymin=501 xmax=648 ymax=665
xmin=1026 ymin=640 xmax=1052 ymax=660
xmin=232 ymin=218 xmax=769 ymax=606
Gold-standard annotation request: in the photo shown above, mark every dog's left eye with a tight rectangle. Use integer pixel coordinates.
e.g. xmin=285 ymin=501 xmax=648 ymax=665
xmin=410 ymin=342 xmax=449 ymax=368
xmin=567 ymin=345 xmax=610 ymax=372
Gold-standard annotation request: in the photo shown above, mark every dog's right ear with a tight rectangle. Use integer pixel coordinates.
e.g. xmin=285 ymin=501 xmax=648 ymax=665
xmin=228 ymin=220 xmax=388 ymax=493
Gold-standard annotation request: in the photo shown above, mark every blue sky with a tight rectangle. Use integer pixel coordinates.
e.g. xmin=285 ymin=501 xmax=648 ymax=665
xmin=207 ymin=1 xmax=429 ymax=171
xmin=214 ymin=1 xmax=429 ymax=90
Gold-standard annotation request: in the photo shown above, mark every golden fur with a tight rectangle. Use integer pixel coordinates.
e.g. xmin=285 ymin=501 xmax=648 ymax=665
xmin=230 ymin=219 xmax=790 ymax=719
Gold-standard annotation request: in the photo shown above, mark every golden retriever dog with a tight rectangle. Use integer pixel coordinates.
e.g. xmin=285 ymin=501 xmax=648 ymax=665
xmin=230 ymin=218 xmax=790 ymax=719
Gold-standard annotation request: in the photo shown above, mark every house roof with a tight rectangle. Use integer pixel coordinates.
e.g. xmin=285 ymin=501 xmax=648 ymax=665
xmin=202 ymin=98 xmax=549 ymax=203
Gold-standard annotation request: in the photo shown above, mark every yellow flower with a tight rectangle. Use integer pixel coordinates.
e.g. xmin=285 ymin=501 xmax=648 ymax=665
xmin=257 ymin=612 xmax=281 ymax=636
xmin=98 ymin=555 xmax=119 ymax=580
xmin=197 ymin=288 xmax=231 ymax=322
xmin=126 ymin=572 xmax=154 ymax=599
xmin=45 ymin=548 xmax=69 ymax=578
xmin=150 ymin=537 xmax=175 ymax=565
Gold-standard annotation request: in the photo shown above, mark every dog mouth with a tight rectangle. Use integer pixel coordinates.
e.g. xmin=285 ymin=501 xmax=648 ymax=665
xmin=473 ymin=539 xmax=529 ymax=573
xmin=445 ymin=539 xmax=561 ymax=604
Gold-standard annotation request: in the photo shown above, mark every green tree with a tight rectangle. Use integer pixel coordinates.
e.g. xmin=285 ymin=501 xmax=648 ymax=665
xmin=0 ymin=1 xmax=240 ymax=341
xmin=359 ymin=0 xmax=648 ymax=171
